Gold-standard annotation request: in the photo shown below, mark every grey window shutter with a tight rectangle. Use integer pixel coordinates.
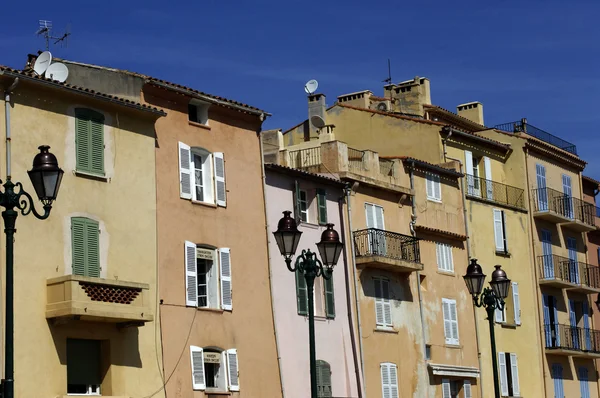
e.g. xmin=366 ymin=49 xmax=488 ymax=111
xmin=324 ymin=275 xmax=335 ymax=319
xmin=317 ymin=189 xmax=327 ymax=225
xmin=296 ymin=269 xmax=308 ymax=315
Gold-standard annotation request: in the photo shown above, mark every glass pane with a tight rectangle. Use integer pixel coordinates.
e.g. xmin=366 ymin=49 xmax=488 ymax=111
xmin=194 ymin=155 xmax=204 ymax=201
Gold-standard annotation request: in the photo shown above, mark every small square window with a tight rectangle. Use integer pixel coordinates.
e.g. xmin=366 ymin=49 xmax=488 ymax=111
xmin=188 ymin=101 xmax=210 ymax=125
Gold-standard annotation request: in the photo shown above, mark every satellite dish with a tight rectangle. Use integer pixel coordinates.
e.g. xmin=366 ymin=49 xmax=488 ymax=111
xmin=304 ymin=79 xmax=319 ymax=95
xmin=45 ymin=62 xmax=69 ymax=83
xmin=33 ymin=51 xmax=52 ymax=75
xmin=310 ymin=115 xmax=326 ymax=129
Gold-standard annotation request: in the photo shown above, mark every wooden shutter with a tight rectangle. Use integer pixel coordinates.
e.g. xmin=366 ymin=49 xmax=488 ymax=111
xmin=374 ymin=278 xmax=385 ymax=326
xmin=189 ymin=346 xmax=205 ymax=390
xmin=441 ymin=379 xmax=451 ymax=398
xmin=365 ymin=204 xmax=375 ymax=229
xmin=493 ymin=209 xmax=505 ymax=251
xmin=484 ymin=156 xmax=493 ymax=198
xmin=324 ymin=275 xmax=335 ymax=319
xmin=389 ymin=363 xmax=398 ymax=398
xmin=179 ymin=142 xmax=193 ymax=199
xmin=465 ymin=150 xmax=474 ymax=176
xmin=463 ymin=380 xmax=472 ymax=398
xmin=226 ymin=348 xmax=239 ymax=391
xmin=436 ymin=243 xmax=444 ymax=270
xmin=510 ymin=353 xmax=520 ymax=396
xmin=446 ymin=245 xmax=454 ymax=272
xmin=71 ymin=217 xmax=100 ymax=277
xmin=214 ymin=152 xmax=226 ymax=207
xmin=382 ymin=279 xmax=392 ymax=326
xmin=316 ymin=360 xmax=332 ymax=398
xmin=185 ymin=241 xmax=197 ymax=307
xmin=75 ymin=110 xmax=91 ymax=172
xmin=499 ymin=352 xmax=508 ymax=396
xmin=85 ymin=219 xmax=100 ymax=277
xmin=71 ymin=218 xmax=86 ymax=276
xmin=449 ymin=300 xmax=459 ymax=343
xmin=552 ymin=364 xmax=564 ymax=398
xmin=75 ymin=109 xmax=104 ymax=175
xmin=90 ymin=114 xmax=104 ymax=174
xmin=512 ymin=282 xmax=521 ymax=325
xmin=374 ymin=205 xmax=385 ymax=229
xmin=433 ymin=174 xmax=441 ymax=200
xmin=219 ymin=248 xmax=232 ymax=310
xmin=317 ymin=189 xmax=328 ymax=225
xmin=296 ymin=269 xmax=308 ymax=315
xmin=495 ymin=305 xmax=504 ymax=323
xmin=442 ymin=299 xmax=452 ymax=343
xmin=380 ymin=363 xmax=391 ymax=398
xmin=426 ymin=175 xmax=434 ymax=198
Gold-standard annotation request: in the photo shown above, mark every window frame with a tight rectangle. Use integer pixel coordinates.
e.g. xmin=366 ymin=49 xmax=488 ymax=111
xmin=436 ymin=242 xmax=454 ymax=272
xmin=75 ymin=108 xmax=105 ymax=176
xmin=299 ymin=189 xmax=309 ymax=223
xmin=71 ymin=217 xmax=101 ymax=278
xmin=188 ymin=100 xmax=210 ymax=126
xmin=426 ymin=173 xmax=442 ymax=202
xmin=185 ymin=242 xmax=232 ymax=311
xmin=380 ymin=362 xmax=399 ymax=398
xmin=196 ymin=247 xmax=219 ymax=309
xmin=442 ymin=298 xmax=459 ymax=345
xmin=191 ymin=149 xmax=214 ymax=204
xmin=67 ymin=338 xmax=102 ymax=396
xmin=493 ymin=209 xmax=508 ymax=254
xmin=374 ymin=277 xmax=392 ymax=328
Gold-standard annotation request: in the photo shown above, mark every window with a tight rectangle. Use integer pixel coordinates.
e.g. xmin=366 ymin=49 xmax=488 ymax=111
xmin=296 ymin=270 xmax=335 ymax=318
xmin=374 ymin=278 xmax=392 ymax=328
xmin=442 ymin=298 xmax=459 ymax=345
xmin=425 ymin=345 xmax=431 ymax=360
xmin=442 ymin=379 xmax=471 ymax=398
xmin=365 ymin=203 xmax=386 ymax=256
xmin=188 ymin=100 xmax=210 ymax=125
xmin=436 ymin=243 xmax=454 ymax=272
xmin=67 ymin=339 xmax=102 ymax=395
xmin=493 ymin=209 xmax=508 ymax=254
xmin=190 ymin=347 xmax=239 ymax=392
xmin=75 ymin=108 xmax=104 ymax=176
xmin=185 ymin=242 xmax=232 ymax=311
xmin=380 ymin=362 xmax=399 ymax=398
xmin=426 ymin=173 xmax=441 ymax=201
xmin=299 ymin=190 xmax=309 ymax=222
xmin=499 ymin=352 xmax=520 ymax=396
xmin=178 ymin=142 xmax=226 ymax=207
xmin=495 ymin=282 xmax=520 ymax=325
xmin=316 ymin=360 xmax=332 ymax=398
xmin=495 ymin=304 xmax=507 ymax=324
xmin=579 ymin=367 xmax=590 ymax=398
xmin=551 ymin=363 xmax=564 ymax=398
xmin=316 ymin=188 xmax=328 ymax=225
xmin=71 ymin=217 xmax=100 ymax=277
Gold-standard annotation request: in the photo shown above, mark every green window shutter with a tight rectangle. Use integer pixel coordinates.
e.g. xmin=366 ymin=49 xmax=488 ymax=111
xmin=71 ymin=218 xmax=86 ymax=276
xmin=316 ymin=360 xmax=332 ymax=398
xmin=71 ymin=217 xmax=100 ymax=277
xmin=296 ymin=269 xmax=308 ymax=315
xmin=75 ymin=108 xmax=104 ymax=175
xmin=324 ymin=275 xmax=335 ymax=319
xmin=317 ymin=189 xmax=327 ymax=225
xmin=86 ymin=219 xmax=100 ymax=277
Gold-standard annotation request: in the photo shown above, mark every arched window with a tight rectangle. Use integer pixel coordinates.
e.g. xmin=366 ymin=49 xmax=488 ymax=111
xmin=316 ymin=360 xmax=332 ymax=397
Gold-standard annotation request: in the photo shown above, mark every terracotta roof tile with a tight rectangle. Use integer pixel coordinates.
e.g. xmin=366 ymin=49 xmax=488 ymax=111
xmin=336 ymin=103 xmax=446 ymax=126
xmin=414 ymin=225 xmax=467 ymax=241
xmin=583 ymin=175 xmax=600 ymax=187
xmin=391 ymin=156 xmax=464 ymax=178
xmin=264 ymin=163 xmax=347 ymax=186
xmin=425 ymin=104 xmax=487 ymax=130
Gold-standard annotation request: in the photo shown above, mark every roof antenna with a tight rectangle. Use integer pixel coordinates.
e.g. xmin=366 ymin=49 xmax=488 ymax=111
xmin=36 ymin=20 xmax=71 ymax=51
xmin=383 ymin=59 xmax=393 ymax=103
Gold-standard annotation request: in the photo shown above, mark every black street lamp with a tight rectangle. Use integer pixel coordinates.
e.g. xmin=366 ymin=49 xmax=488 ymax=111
xmin=1 ymin=145 xmax=63 ymax=398
xmin=463 ymin=259 xmax=511 ymax=398
xmin=273 ymin=211 xmax=343 ymax=398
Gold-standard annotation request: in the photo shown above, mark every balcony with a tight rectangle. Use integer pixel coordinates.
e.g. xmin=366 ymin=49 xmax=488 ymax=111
xmin=494 ymin=120 xmax=577 ymax=155
xmin=466 ymin=175 xmax=526 ymax=210
xmin=538 ymin=255 xmax=600 ymax=293
xmin=532 ymin=188 xmax=596 ymax=231
xmin=353 ymin=228 xmax=423 ymax=272
xmin=544 ymin=324 xmax=600 ymax=358
xmin=46 ymin=275 xmax=153 ymax=325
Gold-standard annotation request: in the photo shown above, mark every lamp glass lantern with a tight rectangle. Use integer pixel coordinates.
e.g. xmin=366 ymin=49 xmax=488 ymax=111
xmin=273 ymin=211 xmax=302 ymax=258
xmin=463 ymin=258 xmax=487 ymax=296
xmin=27 ymin=145 xmax=64 ymax=205
xmin=489 ymin=265 xmax=511 ymax=299
xmin=316 ymin=223 xmax=344 ymax=268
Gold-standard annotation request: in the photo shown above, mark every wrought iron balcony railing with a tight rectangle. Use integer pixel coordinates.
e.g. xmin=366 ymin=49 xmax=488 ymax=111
xmin=466 ymin=175 xmax=526 ymax=210
xmin=544 ymin=323 xmax=600 ymax=353
xmin=538 ymin=254 xmax=600 ymax=289
xmin=494 ymin=120 xmax=578 ymax=155
xmin=532 ymin=188 xmax=595 ymax=225
xmin=353 ymin=228 xmax=420 ymax=263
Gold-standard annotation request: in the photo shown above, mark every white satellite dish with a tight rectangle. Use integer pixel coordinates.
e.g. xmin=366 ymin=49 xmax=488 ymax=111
xmin=304 ymin=79 xmax=319 ymax=95
xmin=45 ymin=62 xmax=69 ymax=83
xmin=310 ymin=115 xmax=326 ymax=129
xmin=33 ymin=51 xmax=52 ymax=75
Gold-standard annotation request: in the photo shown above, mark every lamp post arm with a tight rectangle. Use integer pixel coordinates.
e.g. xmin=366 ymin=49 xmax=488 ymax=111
xmin=14 ymin=182 xmax=51 ymax=220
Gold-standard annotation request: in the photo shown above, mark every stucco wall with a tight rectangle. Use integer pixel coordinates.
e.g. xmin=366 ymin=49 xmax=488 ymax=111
xmin=0 ymin=81 xmax=163 ymax=397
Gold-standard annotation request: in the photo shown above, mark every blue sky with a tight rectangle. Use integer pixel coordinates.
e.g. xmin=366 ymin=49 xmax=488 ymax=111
xmin=1 ymin=0 xmax=599 ymax=178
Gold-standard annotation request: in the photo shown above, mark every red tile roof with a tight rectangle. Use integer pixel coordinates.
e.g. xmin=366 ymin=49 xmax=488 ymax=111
xmin=392 ymin=156 xmax=464 ymax=178
xmin=583 ymin=175 xmax=600 ymax=187
xmin=336 ymin=103 xmax=446 ymax=126
xmin=264 ymin=163 xmax=347 ymax=186
xmin=414 ymin=225 xmax=467 ymax=241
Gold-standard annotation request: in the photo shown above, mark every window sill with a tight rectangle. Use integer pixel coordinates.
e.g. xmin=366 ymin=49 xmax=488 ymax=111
xmin=444 ymin=343 xmax=462 ymax=349
xmin=204 ymin=389 xmax=231 ymax=395
xmin=188 ymin=120 xmax=211 ymax=130
xmin=495 ymin=250 xmax=511 ymax=258
xmin=500 ymin=322 xmax=519 ymax=329
xmin=427 ymin=198 xmax=442 ymax=203
xmin=436 ymin=270 xmax=455 ymax=277
xmin=298 ymin=222 xmax=320 ymax=230
xmin=197 ymin=307 xmax=224 ymax=314
xmin=74 ymin=170 xmax=109 ymax=182
xmin=191 ymin=200 xmax=217 ymax=208
xmin=374 ymin=327 xmax=398 ymax=334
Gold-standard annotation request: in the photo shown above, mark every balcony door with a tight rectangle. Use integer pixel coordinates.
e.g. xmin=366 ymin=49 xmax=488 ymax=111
xmin=567 ymin=237 xmax=579 ymax=284
xmin=542 ymin=230 xmax=553 ymax=278
xmin=543 ymin=294 xmax=560 ymax=347
xmin=365 ymin=203 xmax=386 ymax=256
xmin=563 ymin=174 xmax=574 ymax=219
xmin=536 ymin=164 xmax=547 ymax=210
xmin=465 ymin=150 xmax=480 ymax=197
xmin=569 ymin=299 xmax=580 ymax=350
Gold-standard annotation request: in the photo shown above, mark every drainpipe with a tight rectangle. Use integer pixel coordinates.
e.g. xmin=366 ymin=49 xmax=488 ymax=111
xmin=442 ymin=131 xmax=485 ymax=398
xmin=337 ymin=185 xmax=364 ymax=398
xmin=258 ymin=126 xmax=286 ymax=398
xmin=345 ymin=184 xmax=366 ymax=398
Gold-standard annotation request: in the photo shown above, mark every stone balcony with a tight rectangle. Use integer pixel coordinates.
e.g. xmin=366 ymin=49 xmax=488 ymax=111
xmin=46 ymin=275 xmax=152 ymax=326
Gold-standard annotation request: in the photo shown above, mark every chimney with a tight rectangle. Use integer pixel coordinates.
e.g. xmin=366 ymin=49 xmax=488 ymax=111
xmin=308 ymin=93 xmax=326 ymax=137
xmin=456 ymin=102 xmax=484 ymax=126
xmin=337 ymin=90 xmax=372 ymax=109
xmin=389 ymin=76 xmax=431 ymax=116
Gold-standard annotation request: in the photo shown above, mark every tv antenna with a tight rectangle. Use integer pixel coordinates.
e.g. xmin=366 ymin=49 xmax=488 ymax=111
xmin=36 ymin=20 xmax=71 ymax=50
xmin=383 ymin=59 xmax=393 ymax=102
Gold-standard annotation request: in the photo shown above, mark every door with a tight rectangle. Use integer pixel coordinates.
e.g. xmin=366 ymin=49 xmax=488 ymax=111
xmin=542 ymin=230 xmax=553 ymax=278
xmin=536 ymin=164 xmax=547 ymax=210
xmin=563 ymin=174 xmax=574 ymax=218
xmin=365 ymin=204 xmax=386 ymax=256
xmin=465 ymin=151 xmax=480 ymax=197
xmin=543 ymin=294 xmax=552 ymax=347
xmin=567 ymin=237 xmax=579 ymax=284
xmin=569 ymin=300 xmax=579 ymax=349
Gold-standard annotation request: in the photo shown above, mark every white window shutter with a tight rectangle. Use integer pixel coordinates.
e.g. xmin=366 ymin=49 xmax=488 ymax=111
xmin=389 ymin=364 xmax=399 ymax=398
xmin=179 ymin=142 xmax=192 ymax=199
xmin=185 ymin=241 xmax=197 ymax=306
xmin=442 ymin=299 xmax=452 ymax=343
xmin=495 ymin=306 xmax=503 ymax=323
xmin=226 ymin=348 xmax=240 ymax=391
xmin=382 ymin=279 xmax=392 ymax=326
xmin=510 ymin=353 xmax=520 ymax=396
xmin=499 ymin=352 xmax=508 ymax=396
xmin=375 ymin=205 xmax=385 ymax=229
xmin=220 ymin=248 xmax=233 ymax=310
xmin=463 ymin=380 xmax=472 ymax=398
xmin=190 ymin=346 xmax=205 ymax=390
xmin=513 ymin=282 xmax=521 ymax=325
xmin=450 ymin=300 xmax=459 ymax=343
xmin=493 ymin=209 xmax=504 ymax=251
xmin=442 ymin=379 xmax=451 ymax=398
xmin=365 ymin=204 xmax=375 ymax=229
xmin=426 ymin=176 xmax=433 ymax=198
xmin=433 ymin=175 xmax=441 ymax=200
xmin=374 ymin=279 xmax=384 ymax=326
xmin=380 ymin=363 xmax=391 ymax=398
xmin=484 ymin=156 xmax=493 ymax=199
xmin=214 ymin=152 xmax=226 ymax=207
xmin=436 ymin=243 xmax=443 ymax=270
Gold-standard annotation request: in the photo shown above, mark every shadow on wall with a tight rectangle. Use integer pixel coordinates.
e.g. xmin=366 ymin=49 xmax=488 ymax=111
xmin=359 ymin=268 xmax=414 ymax=304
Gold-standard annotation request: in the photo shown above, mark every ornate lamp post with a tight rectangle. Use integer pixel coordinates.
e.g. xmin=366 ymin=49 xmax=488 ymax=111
xmin=463 ymin=259 xmax=511 ymax=398
xmin=273 ymin=211 xmax=343 ymax=398
xmin=1 ymin=145 xmax=63 ymax=398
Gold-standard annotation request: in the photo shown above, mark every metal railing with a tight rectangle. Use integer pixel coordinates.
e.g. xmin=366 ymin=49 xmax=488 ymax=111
xmin=347 ymin=148 xmax=366 ymax=173
xmin=538 ymin=254 xmax=600 ymax=289
xmin=353 ymin=228 xmax=420 ymax=264
xmin=379 ymin=158 xmax=394 ymax=177
xmin=494 ymin=120 xmax=578 ymax=155
xmin=532 ymin=188 xmax=595 ymax=225
xmin=287 ymin=147 xmax=322 ymax=173
xmin=465 ymin=175 xmax=526 ymax=209
xmin=544 ymin=323 xmax=600 ymax=353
